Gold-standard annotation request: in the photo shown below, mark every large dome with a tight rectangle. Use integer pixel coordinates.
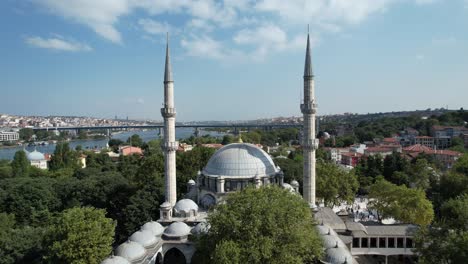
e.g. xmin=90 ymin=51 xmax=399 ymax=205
xmin=203 ymin=143 xmax=278 ymax=178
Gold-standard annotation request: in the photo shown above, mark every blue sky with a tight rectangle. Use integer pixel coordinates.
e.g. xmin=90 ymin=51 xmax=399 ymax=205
xmin=1 ymin=0 xmax=468 ymax=121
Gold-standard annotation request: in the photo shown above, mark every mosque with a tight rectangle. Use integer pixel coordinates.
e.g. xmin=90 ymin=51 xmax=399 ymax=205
xmin=102 ymin=32 xmax=417 ymax=264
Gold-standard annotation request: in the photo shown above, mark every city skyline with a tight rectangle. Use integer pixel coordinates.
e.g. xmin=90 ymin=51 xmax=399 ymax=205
xmin=1 ymin=0 xmax=468 ymax=121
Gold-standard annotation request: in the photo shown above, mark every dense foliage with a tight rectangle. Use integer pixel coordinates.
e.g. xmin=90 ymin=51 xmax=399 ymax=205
xmin=46 ymin=207 xmax=115 ymax=264
xmin=414 ymin=155 xmax=468 ymax=262
xmin=193 ymin=186 xmax=323 ymax=264
xmin=0 ymin=135 xmax=220 ymax=263
xmin=368 ymin=178 xmax=434 ymax=226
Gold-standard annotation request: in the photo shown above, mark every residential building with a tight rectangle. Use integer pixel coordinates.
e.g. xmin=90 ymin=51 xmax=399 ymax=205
xmin=341 ymin=152 xmax=363 ymax=167
xmin=364 ymin=147 xmax=394 ymax=157
xmin=403 ymin=144 xmax=462 ymax=169
xmin=414 ymin=136 xmax=435 ymax=149
xmin=178 ymin=143 xmax=193 ymax=152
xmin=120 ymin=146 xmax=143 ymax=156
xmin=0 ymin=131 xmax=19 ymax=142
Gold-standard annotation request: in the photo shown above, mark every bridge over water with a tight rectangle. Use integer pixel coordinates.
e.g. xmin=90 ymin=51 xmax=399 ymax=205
xmin=32 ymin=123 xmax=303 ymax=131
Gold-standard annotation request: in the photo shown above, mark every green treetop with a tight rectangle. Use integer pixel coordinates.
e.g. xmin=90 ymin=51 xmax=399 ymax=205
xmin=11 ymin=150 xmax=30 ymax=177
xmin=368 ymin=179 xmax=434 ymax=226
xmin=193 ymin=186 xmax=323 ymax=264
xmin=46 ymin=207 xmax=116 ymax=264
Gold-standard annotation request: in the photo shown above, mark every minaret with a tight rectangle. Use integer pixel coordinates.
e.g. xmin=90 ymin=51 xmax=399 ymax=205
xmin=300 ymin=31 xmax=318 ymax=208
xmin=161 ymin=34 xmax=178 ymax=206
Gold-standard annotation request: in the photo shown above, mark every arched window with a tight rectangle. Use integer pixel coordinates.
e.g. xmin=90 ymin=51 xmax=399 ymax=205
xmin=164 ymin=248 xmax=186 ymax=264
xmin=155 ymin=252 xmax=163 ymax=264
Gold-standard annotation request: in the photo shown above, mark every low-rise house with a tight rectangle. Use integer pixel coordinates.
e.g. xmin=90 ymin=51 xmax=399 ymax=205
xmin=403 ymin=144 xmax=462 ymax=169
xmin=178 ymin=143 xmax=193 ymax=152
xmin=201 ymin=143 xmax=223 ymax=149
xmin=341 ymin=152 xmax=363 ymax=167
xmin=364 ymin=147 xmax=394 ymax=157
xmin=120 ymin=146 xmax=143 ymax=156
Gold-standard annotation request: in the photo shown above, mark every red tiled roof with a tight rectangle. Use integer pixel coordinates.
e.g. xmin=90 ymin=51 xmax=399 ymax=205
xmin=403 ymin=144 xmax=433 ymax=152
xmin=383 ymin=138 xmax=398 ymax=143
xmin=341 ymin=152 xmax=363 ymax=157
xmin=366 ymin=147 xmax=393 ymax=153
xmin=415 ymin=136 xmax=433 ymax=139
xmin=403 ymin=144 xmax=462 ymax=157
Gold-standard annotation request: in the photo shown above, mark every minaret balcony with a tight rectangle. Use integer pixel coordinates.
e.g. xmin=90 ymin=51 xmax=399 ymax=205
xmin=302 ymin=139 xmax=319 ymax=150
xmin=161 ymin=107 xmax=176 ymax=118
xmin=162 ymin=141 xmax=179 ymax=152
xmin=300 ymin=102 xmax=318 ymax=114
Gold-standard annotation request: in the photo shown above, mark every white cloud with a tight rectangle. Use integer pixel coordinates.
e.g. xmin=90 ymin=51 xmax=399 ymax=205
xmin=138 ymin=18 xmax=171 ymax=35
xmin=36 ymin=0 xmax=130 ymax=43
xmin=181 ymin=35 xmax=226 ymax=59
xmin=186 ymin=19 xmax=215 ymax=32
xmin=31 ymin=0 xmax=444 ymax=59
xmin=233 ymin=24 xmax=312 ymax=59
xmin=25 ymin=36 xmax=92 ymax=52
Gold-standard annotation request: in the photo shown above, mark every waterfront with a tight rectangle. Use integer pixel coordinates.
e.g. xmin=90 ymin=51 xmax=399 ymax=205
xmin=0 ymin=128 xmax=224 ymax=160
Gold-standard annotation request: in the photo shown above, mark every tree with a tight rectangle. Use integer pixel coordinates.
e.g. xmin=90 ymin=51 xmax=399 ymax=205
xmin=49 ymin=142 xmax=78 ymax=171
xmin=407 ymin=159 xmax=432 ymax=190
xmin=383 ymin=152 xmax=409 ymax=182
xmin=414 ymin=194 xmax=468 ymax=264
xmin=221 ymin=135 xmax=235 ymax=145
xmin=414 ymin=226 xmax=468 ymax=264
xmin=142 ymin=139 xmax=162 ymax=156
xmin=193 ymin=186 xmax=323 ymax=264
xmin=316 ymin=161 xmax=359 ymax=207
xmin=368 ymin=179 xmax=434 ymax=226
xmin=0 ymin=177 xmax=61 ymax=226
xmin=453 ymin=153 xmax=468 ymax=176
xmin=46 ymin=207 xmax=115 ymax=264
xmin=10 ymin=150 xmax=30 ymax=177
xmin=0 ymin=213 xmax=47 ymax=264
xmin=19 ymin=128 xmax=34 ymax=141
xmin=108 ymin=139 xmax=124 ymax=152
xmin=440 ymin=194 xmax=468 ymax=231
xmin=126 ymin=134 xmax=143 ymax=147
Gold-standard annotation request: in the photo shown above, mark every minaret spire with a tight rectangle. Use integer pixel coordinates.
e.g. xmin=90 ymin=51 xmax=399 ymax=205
xmin=304 ymin=31 xmax=313 ymax=77
xmin=300 ymin=28 xmax=318 ymax=209
xmin=164 ymin=33 xmax=173 ymax=83
xmin=161 ymin=33 xmax=178 ymax=207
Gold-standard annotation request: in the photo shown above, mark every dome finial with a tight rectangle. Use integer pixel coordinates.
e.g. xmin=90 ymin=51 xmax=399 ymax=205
xmin=237 ymin=133 xmax=243 ymax=143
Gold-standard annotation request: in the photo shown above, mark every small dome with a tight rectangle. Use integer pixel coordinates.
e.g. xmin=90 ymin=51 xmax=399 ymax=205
xmin=325 ymin=247 xmax=353 ymax=264
xmin=322 ymin=235 xmax=339 ymax=249
xmin=290 ymin=180 xmax=299 ymax=187
xmin=101 ymin=256 xmax=130 ymax=264
xmin=282 ymin=183 xmax=295 ymax=192
xmin=27 ymin=150 xmax=45 ymax=161
xmin=316 ymin=225 xmax=330 ymax=235
xmin=129 ymin=230 xmax=158 ymax=248
xmin=115 ymin=241 xmax=146 ymax=262
xmin=160 ymin=201 xmax=172 ymax=209
xmin=188 ymin=179 xmax=196 ymax=185
xmin=191 ymin=222 xmax=209 ymax=235
xmin=163 ymin=222 xmax=191 ymax=238
xmin=140 ymin=221 xmax=164 ymax=236
xmin=203 ymin=143 xmax=278 ymax=178
xmin=174 ymin=199 xmax=198 ymax=215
